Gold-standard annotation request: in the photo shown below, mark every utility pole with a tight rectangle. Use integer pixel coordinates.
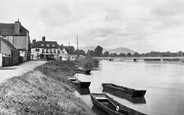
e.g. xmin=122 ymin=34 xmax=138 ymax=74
xmin=76 ymin=36 xmax=79 ymax=50
xmin=69 ymin=41 xmax=70 ymax=54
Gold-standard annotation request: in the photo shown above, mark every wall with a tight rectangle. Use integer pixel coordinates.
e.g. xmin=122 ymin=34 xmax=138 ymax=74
xmin=13 ymin=36 xmax=27 ymax=50
xmin=1 ymin=41 xmax=11 ymax=55
xmin=12 ymin=51 xmax=19 ymax=65
xmin=0 ymin=53 xmax=2 ymax=67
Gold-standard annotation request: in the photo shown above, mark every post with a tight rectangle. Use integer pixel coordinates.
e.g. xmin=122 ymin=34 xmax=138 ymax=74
xmin=76 ymin=36 xmax=79 ymax=50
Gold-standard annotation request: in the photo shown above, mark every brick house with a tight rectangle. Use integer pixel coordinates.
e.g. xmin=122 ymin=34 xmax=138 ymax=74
xmin=0 ymin=36 xmax=19 ymax=67
xmin=0 ymin=20 xmax=30 ymax=62
xmin=31 ymin=37 xmax=58 ymax=60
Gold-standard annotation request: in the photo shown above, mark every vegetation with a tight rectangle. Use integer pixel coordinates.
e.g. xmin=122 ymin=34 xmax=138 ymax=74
xmin=78 ymin=56 xmax=99 ymax=70
xmin=0 ymin=61 xmax=96 ymax=115
xmin=75 ymin=45 xmax=184 ymax=57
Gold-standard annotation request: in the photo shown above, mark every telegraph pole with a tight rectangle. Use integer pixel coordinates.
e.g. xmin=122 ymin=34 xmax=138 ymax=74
xmin=76 ymin=36 xmax=79 ymax=50
xmin=69 ymin=42 xmax=70 ymax=54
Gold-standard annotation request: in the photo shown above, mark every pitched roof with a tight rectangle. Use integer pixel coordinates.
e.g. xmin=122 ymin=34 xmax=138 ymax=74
xmin=64 ymin=46 xmax=75 ymax=54
xmin=0 ymin=37 xmax=17 ymax=51
xmin=0 ymin=23 xmax=28 ymax=36
xmin=32 ymin=41 xmax=58 ymax=48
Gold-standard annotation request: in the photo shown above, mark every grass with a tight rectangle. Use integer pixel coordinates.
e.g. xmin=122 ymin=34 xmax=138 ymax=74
xmin=0 ymin=60 xmax=96 ymax=115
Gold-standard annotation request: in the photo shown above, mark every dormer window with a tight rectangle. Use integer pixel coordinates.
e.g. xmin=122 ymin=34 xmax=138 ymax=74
xmin=47 ymin=44 xmax=50 ymax=47
xmin=41 ymin=44 xmax=44 ymax=46
xmin=52 ymin=44 xmax=55 ymax=47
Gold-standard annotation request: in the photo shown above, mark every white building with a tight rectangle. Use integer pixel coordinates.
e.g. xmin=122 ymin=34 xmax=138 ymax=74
xmin=31 ymin=37 xmax=58 ymax=60
xmin=58 ymin=45 xmax=69 ymax=60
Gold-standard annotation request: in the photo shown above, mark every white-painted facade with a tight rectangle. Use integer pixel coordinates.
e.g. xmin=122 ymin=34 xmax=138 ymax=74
xmin=31 ymin=48 xmax=58 ymax=60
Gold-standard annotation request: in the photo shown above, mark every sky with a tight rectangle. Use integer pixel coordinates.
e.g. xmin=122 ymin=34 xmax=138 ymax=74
xmin=0 ymin=0 xmax=184 ymax=53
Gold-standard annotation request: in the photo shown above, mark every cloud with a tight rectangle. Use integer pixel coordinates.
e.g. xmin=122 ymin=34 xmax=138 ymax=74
xmin=1 ymin=0 xmax=184 ymax=53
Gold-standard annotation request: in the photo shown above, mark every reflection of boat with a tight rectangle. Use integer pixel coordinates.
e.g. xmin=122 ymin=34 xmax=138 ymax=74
xmin=102 ymin=90 xmax=146 ymax=104
xmin=102 ymin=83 xmax=146 ymax=97
xmin=76 ymin=88 xmax=90 ymax=95
xmin=68 ymin=77 xmax=91 ymax=88
xmin=75 ymin=67 xmax=91 ymax=74
xmin=90 ymin=93 xmax=146 ymax=115
xmin=91 ymin=106 xmax=108 ymax=115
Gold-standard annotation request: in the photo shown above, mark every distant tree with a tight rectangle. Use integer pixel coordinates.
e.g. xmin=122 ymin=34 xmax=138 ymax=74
xmin=87 ymin=50 xmax=95 ymax=56
xmin=75 ymin=49 xmax=86 ymax=56
xmin=133 ymin=52 xmax=139 ymax=57
xmin=109 ymin=53 xmax=118 ymax=57
xmin=87 ymin=50 xmax=91 ymax=56
xmin=94 ymin=45 xmax=103 ymax=57
xmin=103 ymin=51 xmax=109 ymax=57
xmin=178 ymin=51 xmax=183 ymax=57
xmin=127 ymin=53 xmax=132 ymax=57
xmin=119 ymin=53 xmax=126 ymax=57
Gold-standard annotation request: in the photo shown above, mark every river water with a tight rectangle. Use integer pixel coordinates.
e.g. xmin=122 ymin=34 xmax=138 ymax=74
xmin=75 ymin=60 xmax=184 ymax=115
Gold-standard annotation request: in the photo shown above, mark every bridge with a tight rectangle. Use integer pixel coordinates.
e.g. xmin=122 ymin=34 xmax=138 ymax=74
xmin=94 ymin=57 xmax=184 ymax=62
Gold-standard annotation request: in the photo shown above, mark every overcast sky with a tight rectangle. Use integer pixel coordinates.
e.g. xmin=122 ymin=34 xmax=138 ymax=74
xmin=1 ymin=0 xmax=184 ymax=53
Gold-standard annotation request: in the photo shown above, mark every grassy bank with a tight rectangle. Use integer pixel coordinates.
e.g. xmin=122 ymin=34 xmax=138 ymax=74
xmin=0 ymin=61 xmax=96 ymax=115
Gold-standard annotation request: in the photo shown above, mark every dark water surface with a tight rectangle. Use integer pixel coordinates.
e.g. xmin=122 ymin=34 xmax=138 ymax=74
xmin=75 ymin=60 xmax=184 ymax=115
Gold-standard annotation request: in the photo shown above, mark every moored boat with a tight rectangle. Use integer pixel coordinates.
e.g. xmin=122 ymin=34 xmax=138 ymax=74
xmin=102 ymin=83 xmax=146 ymax=97
xmin=68 ymin=77 xmax=91 ymax=88
xmin=90 ymin=93 xmax=146 ymax=115
xmin=75 ymin=67 xmax=91 ymax=74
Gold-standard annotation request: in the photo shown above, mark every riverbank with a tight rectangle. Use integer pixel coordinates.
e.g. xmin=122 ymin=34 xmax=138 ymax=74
xmin=0 ymin=60 xmax=96 ymax=115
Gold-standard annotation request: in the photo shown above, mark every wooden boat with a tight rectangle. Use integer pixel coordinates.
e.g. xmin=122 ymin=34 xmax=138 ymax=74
xmin=102 ymin=83 xmax=146 ymax=97
xmin=90 ymin=93 xmax=146 ymax=115
xmin=68 ymin=77 xmax=91 ymax=88
xmin=75 ymin=67 xmax=91 ymax=74
xmin=102 ymin=91 xmax=146 ymax=104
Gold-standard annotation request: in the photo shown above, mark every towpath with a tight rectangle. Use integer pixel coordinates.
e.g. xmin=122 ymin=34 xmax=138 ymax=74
xmin=0 ymin=61 xmax=47 ymax=84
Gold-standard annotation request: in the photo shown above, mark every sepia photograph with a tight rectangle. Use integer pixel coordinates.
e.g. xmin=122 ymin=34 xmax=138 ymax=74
xmin=0 ymin=0 xmax=184 ymax=115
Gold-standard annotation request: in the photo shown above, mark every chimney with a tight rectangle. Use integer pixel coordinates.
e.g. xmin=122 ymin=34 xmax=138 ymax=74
xmin=32 ymin=39 xmax=36 ymax=45
xmin=14 ymin=19 xmax=21 ymax=35
xmin=42 ymin=36 xmax=46 ymax=41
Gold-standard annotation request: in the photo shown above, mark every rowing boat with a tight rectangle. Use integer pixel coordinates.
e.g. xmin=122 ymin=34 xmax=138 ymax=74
xmin=90 ymin=93 xmax=146 ymax=115
xmin=68 ymin=77 xmax=91 ymax=88
xmin=102 ymin=83 xmax=146 ymax=97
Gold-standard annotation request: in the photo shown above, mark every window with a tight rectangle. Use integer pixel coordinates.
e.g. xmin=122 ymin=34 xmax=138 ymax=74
xmin=47 ymin=44 xmax=50 ymax=47
xmin=52 ymin=44 xmax=55 ymax=47
xmin=36 ymin=49 xmax=40 ymax=52
xmin=46 ymin=49 xmax=48 ymax=53
xmin=54 ymin=49 xmax=56 ymax=53
xmin=41 ymin=44 xmax=44 ymax=46
xmin=42 ymin=49 xmax=44 ymax=53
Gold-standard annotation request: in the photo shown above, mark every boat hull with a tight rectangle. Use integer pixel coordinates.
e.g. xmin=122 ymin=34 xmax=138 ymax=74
xmin=90 ymin=93 xmax=146 ymax=115
xmin=102 ymin=83 xmax=146 ymax=97
xmin=68 ymin=77 xmax=91 ymax=88
xmin=75 ymin=67 xmax=91 ymax=74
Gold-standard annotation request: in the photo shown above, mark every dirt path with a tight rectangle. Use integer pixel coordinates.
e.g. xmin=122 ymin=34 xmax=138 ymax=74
xmin=0 ymin=61 xmax=47 ymax=84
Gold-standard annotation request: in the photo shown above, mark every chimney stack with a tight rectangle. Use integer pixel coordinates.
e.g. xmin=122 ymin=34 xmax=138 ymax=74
xmin=14 ymin=19 xmax=21 ymax=35
xmin=32 ymin=39 xmax=36 ymax=44
xmin=42 ymin=36 xmax=46 ymax=41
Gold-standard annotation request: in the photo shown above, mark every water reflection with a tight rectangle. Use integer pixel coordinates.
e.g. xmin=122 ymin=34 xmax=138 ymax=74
xmin=91 ymin=106 xmax=108 ymax=115
xmin=76 ymin=88 xmax=90 ymax=95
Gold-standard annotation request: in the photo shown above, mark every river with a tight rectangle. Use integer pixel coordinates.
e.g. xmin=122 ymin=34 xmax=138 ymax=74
xmin=75 ymin=60 xmax=184 ymax=115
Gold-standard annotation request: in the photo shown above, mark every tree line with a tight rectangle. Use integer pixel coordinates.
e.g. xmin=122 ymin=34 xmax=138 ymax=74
xmin=74 ymin=46 xmax=184 ymax=57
